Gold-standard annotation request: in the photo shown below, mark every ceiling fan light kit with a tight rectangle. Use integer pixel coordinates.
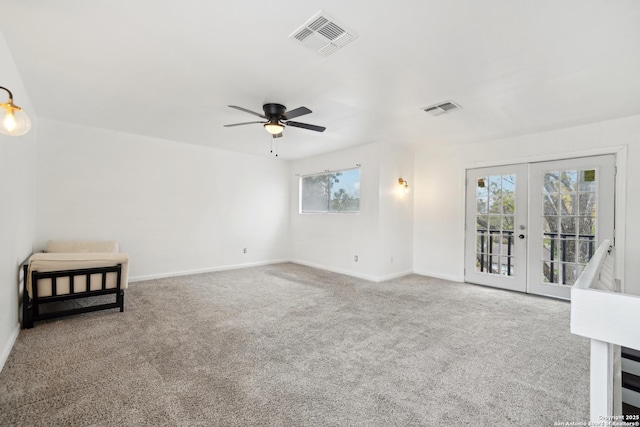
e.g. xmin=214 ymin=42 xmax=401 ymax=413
xmin=264 ymin=121 xmax=284 ymax=135
xmin=224 ymin=103 xmax=326 ymax=138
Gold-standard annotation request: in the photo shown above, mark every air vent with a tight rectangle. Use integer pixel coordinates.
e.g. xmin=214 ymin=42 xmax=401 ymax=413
xmin=422 ymin=101 xmax=462 ymax=116
xmin=289 ymin=11 xmax=358 ymax=56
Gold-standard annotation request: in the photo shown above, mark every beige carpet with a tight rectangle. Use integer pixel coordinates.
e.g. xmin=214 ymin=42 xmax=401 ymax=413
xmin=0 ymin=263 xmax=589 ymax=426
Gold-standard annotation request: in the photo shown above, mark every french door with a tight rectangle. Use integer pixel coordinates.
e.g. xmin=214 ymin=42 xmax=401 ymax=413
xmin=465 ymin=164 xmax=529 ymax=292
xmin=464 ymin=155 xmax=615 ymax=299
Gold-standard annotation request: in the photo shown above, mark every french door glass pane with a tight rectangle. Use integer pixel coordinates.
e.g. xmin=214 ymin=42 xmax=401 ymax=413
xmin=541 ymin=168 xmax=597 ymax=285
xmin=475 ymin=174 xmax=516 ymax=277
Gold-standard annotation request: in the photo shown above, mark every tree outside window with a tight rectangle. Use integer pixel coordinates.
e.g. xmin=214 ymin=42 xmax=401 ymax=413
xmin=300 ymin=168 xmax=360 ymax=213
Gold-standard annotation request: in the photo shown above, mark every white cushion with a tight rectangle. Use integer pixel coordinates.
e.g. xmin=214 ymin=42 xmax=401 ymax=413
xmin=45 ymin=240 xmax=119 ymax=253
xmin=27 ymin=251 xmax=129 ymax=297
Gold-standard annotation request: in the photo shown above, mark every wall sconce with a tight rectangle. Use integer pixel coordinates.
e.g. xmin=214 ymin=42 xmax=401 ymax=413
xmin=398 ymin=178 xmax=410 ymax=193
xmin=0 ymin=86 xmax=32 ymax=136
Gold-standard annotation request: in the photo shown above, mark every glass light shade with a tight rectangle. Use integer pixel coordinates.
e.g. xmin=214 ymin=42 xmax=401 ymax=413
xmin=398 ymin=178 xmax=410 ymax=193
xmin=264 ymin=122 xmax=284 ymax=135
xmin=0 ymin=102 xmax=31 ymax=136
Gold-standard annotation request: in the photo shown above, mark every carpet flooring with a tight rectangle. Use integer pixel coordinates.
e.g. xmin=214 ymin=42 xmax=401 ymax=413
xmin=0 ymin=263 xmax=589 ymax=426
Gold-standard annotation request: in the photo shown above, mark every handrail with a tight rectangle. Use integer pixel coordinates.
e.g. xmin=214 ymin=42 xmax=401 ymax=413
xmin=572 ymin=240 xmax=614 ymax=291
xmin=571 ymin=239 xmax=640 ymax=423
xmin=571 ymin=242 xmax=640 ymax=349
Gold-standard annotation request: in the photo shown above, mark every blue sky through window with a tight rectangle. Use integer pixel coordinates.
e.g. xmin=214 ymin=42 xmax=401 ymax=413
xmin=332 ymin=168 xmax=360 ymax=197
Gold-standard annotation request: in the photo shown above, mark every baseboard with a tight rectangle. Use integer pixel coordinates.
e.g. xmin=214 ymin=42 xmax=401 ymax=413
xmin=0 ymin=323 xmax=20 ymax=373
xmin=289 ymin=259 xmax=411 ymax=283
xmin=412 ymin=269 xmax=463 ymax=283
xmin=377 ymin=270 xmax=414 ymax=282
xmin=129 ymin=259 xmax=290 ymax=283
xmin=288 ymin=259 xmax=380 ymax=282
xmin=128 ymin=259 xmax=448 ymax=286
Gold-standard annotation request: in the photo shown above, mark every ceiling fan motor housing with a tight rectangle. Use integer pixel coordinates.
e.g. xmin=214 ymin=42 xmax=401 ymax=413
xmin=263 ymin=103 xmax=286 ymax=119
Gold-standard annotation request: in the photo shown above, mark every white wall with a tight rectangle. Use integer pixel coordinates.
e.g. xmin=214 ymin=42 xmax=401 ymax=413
xmin=289 ymin=142 xmax=414 ymax=281
xmin=413 ymin=114 xmax=640 ymax=294
xmin=377 ymin=144 xmax=414 ymax=279
xmin=0 ymin=30 xmax=37 ymax=370
xmin=36 ymin=119 xmax=290 ymax=280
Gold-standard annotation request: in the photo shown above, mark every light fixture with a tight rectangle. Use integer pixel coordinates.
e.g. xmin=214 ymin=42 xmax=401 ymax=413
xmin=263 ymin=119 xmax=284 ymax=135
xmin=0 ymin=86 xmax=31 ymax=136
xmin=398 ymin=178 xmax=409 ymax=193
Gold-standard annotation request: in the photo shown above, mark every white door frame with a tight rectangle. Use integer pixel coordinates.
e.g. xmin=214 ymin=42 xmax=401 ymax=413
xmin=462 ymin=145 xmax=627 ymax=293
xmin=527 ymin=155 xmax=615 ymax=299
xmin=464 ymin=164 xmax=528 ymax=292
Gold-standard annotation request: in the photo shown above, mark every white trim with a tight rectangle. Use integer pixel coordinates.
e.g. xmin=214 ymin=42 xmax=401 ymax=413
xmin=288 ymin=259 xmax=412 ymax=283
xmin=289 ymin=258 xmax=379 ymax=282
xmin=463 ymin=164 xmax=528 ymax=292
xmin=298 ymin=167 xmax=361 ymax=215
xmin=128 ymin=259 xmax=290 ymax=282
xmin=377 ymin=270 xmax=414 ymax=282
xmin=413 ymin=269 xmax=463 ymax=283
xmin=132 ymin=259 xmax=412 ymax=285
xmin=299 ymin=165 xmax=361 ymax=179
xmin=459 ymin=163 xmax=467 ymax=284
xmin=462 ymin=145 xmax=627 ymax=292
xmin=571 ymin=286 xmax=640 ymax=350
xmin=614 ymin=146 xmax=627 ymax=293
xmin=589 ymin=339 xmax=615 ymax=422
xmin=463 ymin=145 xmax=627 ymax=170
xmin=0 ymin=323 xmax=20 ymax=373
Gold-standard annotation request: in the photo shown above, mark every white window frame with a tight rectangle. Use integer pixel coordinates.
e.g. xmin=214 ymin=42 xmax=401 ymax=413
xmin=299 ymin=167 xmax=360 ymax=215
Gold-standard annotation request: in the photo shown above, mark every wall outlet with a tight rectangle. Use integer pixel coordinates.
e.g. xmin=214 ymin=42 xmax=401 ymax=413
xmin=243 ymin=248 xmax=247 ymax=254
xmin=354 ymin=255 xmax=358 ymax=262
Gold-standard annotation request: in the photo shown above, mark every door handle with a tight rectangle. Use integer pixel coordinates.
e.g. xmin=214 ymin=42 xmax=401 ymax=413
xmin=519 ymin=234 xmax=525 ymax=239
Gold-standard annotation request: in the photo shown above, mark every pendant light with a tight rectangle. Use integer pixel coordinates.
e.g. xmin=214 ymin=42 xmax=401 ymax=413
xmin=0 ymin=86 xmax=32 ymax=136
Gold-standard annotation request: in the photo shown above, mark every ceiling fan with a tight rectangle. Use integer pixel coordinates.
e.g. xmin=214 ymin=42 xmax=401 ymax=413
xmin=223 ymin=103 xmax=326 ymax=138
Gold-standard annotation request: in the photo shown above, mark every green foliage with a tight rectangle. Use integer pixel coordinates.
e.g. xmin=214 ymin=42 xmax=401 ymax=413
xmin=330 ymin=188 xmax=359 ymax=212
xmin=301 ymin=171 xmax=359 ymax=212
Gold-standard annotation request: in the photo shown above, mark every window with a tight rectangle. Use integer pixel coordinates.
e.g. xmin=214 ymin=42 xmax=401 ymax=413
xmin=300 ymin=168 xmax=360 ymax=213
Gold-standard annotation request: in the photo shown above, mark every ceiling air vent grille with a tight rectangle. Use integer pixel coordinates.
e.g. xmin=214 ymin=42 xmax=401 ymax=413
xmin=308 ymin=17 xmax=328 ymax=31
xmin=422 ymin=101 xmax=462 ymax=116
xmin=318 ymin=22 xmax=345 ymax=40
xmin=294 ymin=28 xmax=313 ymax=42
xmin=290 ymin=11 xmax=358 ymax=56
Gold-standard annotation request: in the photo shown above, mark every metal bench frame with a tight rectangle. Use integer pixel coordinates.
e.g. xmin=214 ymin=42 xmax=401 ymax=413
xmin=22 ymin=263 xmax=124 ymax=329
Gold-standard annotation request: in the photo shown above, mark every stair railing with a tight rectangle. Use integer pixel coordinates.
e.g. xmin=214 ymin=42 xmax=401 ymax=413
xmin=571 ymin=239 xmax=640 ymax=422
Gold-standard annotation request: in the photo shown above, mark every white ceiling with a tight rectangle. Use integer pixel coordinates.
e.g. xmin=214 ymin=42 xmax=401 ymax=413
xmin=2 ymin=1 xmax=640 ymax=159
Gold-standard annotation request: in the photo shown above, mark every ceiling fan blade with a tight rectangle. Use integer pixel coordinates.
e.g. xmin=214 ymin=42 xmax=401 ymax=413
xmin=283 ymin=106 xmax=312 ymax=120
xmin=284 ymin=121 xmax=326 ymax=133
xmin=223 ymin=121 xmax=265 ymax=127
xmin=272 ymin=132 xmax=283 ymax=139
xmin=228 ymin=105 xmax=266 ymax=119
